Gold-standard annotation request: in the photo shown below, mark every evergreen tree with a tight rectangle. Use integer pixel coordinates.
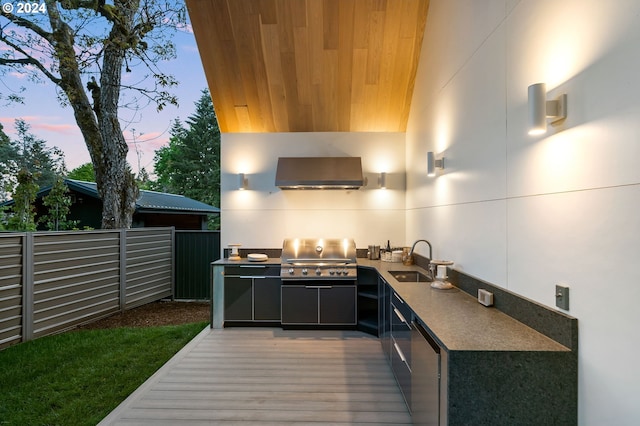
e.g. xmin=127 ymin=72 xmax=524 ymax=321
xmin=0 ymin=119 xmax=66 ymax=201
xmin=0 ymin=123 xmax=18 ymax=201
xmin=13 ymin=119 xmax=66 ymax=189
xmin=39 ymin=177 xmax=78 ymax=231
xmin=152 ymin=90 xmax=221 ymax=229
xmin=136 ymin=167 xmax=152 ymax=190
xmin=6 ymin=169 xmax=39 ymax=231
xmin=67 ymin=163 xmax=96 ymax=182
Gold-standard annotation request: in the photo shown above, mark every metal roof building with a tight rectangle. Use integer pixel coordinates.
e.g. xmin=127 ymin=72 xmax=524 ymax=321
xmin=31 ymin=179 xmax=220 ymax=230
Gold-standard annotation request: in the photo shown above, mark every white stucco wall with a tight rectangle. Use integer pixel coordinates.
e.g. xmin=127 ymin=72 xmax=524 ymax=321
xmin=220 ymin=132 xmax=406 ymax=249
xmin=406 ymin=1 xmax=640 ymax=424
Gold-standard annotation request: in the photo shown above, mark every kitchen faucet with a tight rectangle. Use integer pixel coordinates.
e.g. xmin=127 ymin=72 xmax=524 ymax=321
xmin=406 ymin=239 xmax=433 ymax=275
xmin=409 ymin=239 xmax=432 ymax=260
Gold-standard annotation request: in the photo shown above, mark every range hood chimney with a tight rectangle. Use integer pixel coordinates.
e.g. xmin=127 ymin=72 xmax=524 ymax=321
xmin=275 ymin=157 xmax=364 ymax=190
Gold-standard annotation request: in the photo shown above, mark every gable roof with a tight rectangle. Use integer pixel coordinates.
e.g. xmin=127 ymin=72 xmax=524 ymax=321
xmin=47 ymin=179 xmax=220 ymax=215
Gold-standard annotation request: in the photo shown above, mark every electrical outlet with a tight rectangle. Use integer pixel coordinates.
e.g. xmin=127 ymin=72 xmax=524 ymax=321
xmin=478 ymin=289 xmax=494 ymax=306
xmin=555 ymin=285 xmax=569 ymax=310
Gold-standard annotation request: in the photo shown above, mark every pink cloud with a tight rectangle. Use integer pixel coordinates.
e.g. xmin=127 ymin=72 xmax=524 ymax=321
xmin=0 ymin=116 xmax=79 ymax=136
xmin=32 ymin=123 xmax=78 ymax=135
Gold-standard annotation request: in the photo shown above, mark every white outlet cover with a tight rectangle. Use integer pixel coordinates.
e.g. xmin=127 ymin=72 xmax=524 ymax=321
xmin=478 ymin=289 xmax=494 ymax=307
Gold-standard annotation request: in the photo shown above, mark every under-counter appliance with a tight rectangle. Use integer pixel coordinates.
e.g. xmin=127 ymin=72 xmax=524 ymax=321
xmin=412 ymin=320 xmax=441 ymax=425
xmin=280 ymin=238 xmax=358 ymax=326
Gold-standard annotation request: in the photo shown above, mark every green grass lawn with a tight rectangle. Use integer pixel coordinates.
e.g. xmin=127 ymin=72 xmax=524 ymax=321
xmin=0 ymin=322 xmax=208 ymax=426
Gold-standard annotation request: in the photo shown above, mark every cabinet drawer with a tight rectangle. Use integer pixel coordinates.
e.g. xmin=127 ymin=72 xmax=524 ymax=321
xmin=391 ymin=291 xmax=412 ymax=367
xmin=392 ymin=291 xmax=412 ymax=323
xmin=224 ymin=265 xmax=280 ymax=276
xmin=392 ymin=339 xmax=412 ymax=410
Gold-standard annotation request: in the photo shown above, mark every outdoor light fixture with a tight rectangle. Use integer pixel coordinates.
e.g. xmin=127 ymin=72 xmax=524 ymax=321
xmin=378 ymin=172 xmax=387 ymax=189
xmin=528 ymin=82 xmax=567 ymax=135
xmin=238 ymin=173 xmax=248 ymax=190
xmin=427 ymin=151 xmax=445 ymax=177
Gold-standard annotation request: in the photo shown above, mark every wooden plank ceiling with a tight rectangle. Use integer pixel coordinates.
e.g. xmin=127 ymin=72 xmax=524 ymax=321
xmin=186 ymin=0 xmax=430 ymax=133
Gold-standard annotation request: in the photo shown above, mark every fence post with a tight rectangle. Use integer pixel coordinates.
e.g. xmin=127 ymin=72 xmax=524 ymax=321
xmin=22 ymin=233 xmax=34 ymax=342
xmin=170 ymin=227 xmax=175 ymax=301
xmin=119 ymin=229 xmax=127 ymax=312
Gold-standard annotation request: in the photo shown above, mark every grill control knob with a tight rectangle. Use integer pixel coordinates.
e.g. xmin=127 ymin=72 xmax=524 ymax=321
xmin=288 ymin=268 xmax=295 ymax=275
xmin=329 ymin=269 xmax=336 ymax=275
xmin=315 ymin=267 xmax=322 ymax=276
xmin=302 ymin=268 xmax=308 ymax=275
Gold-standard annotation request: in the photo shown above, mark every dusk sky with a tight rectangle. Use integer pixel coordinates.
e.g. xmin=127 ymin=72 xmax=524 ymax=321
xmin=0 ymin=18 xmax=209 ymax=177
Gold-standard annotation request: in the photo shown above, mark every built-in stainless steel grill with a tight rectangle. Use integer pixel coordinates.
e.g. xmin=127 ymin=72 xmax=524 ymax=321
xmin=280 ymin=238 xmax=358 ymax=280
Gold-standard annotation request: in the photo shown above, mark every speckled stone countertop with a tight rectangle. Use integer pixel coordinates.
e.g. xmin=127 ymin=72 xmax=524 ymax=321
xmin=213 ymin=257 xmax=568 ymax=352
xmin=358 ymin=259 xmax=569 ymax=353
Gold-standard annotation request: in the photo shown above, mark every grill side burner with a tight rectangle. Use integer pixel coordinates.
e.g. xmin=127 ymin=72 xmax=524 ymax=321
xmin=280 ymin=238 xmax=358 ymax=280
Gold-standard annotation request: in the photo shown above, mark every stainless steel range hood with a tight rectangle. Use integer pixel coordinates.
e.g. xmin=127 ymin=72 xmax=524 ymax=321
xmin=275 ymin=157 xmax=364 ymax=190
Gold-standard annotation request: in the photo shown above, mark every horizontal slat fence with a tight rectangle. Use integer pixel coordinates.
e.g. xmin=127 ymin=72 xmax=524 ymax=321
xmin=32 ymin=231 xmax=121 ymax=338
xmin=0 ymin=228 xmax=174 ymax=350
xmin=0 ymin=234 xmax=23 ymax=349
xmin=125 ymin=228 xmax=173 ymax=309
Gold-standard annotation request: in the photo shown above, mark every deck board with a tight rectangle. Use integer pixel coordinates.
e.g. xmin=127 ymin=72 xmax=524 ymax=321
xmin=99 ymin=328 xmax=411 ymax=425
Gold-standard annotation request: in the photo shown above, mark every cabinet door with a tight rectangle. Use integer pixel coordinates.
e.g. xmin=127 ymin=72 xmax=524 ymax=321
xmin=254 ymin=277 xmax=281 ymax=321
xmin=379 ymin=278 xmax=392 ymax=360
xmin=224 ymin=277 xmax=252 ymax=321
xmin=357 ymin=267 xmax=379 ymax=335
xmin=320 ymin=285 xmax=357 ymax=325
xmin=281 ymin=285 xmax=318 ymax=324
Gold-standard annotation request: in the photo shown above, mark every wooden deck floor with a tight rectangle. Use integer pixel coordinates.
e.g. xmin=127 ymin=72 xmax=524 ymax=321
xmin=99 ymin=327 xmax=411 ymax=425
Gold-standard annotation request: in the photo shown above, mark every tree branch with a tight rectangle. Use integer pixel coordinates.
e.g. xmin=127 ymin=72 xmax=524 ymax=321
xmin=0 ymin=10 xmax=53 ymax=43
xmin=0 ymin=34 xmax=62 ymax=84
xmin=59 ymin=0 xmax=125 ymax=27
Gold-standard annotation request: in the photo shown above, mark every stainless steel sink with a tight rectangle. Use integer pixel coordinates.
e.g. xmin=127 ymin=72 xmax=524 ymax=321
xmin=389 ymin=270 xmax=432 ymax=282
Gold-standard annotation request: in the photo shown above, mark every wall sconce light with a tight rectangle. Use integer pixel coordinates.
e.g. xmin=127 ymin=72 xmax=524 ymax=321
xmin=378 ymin=172 xmax=387 ymax=189
xmin=238 ymin=173 xmax=248 ymax=190
xmin=528 ymin=83 xmax=567 ymax=135
xmin=427 ymin=152 xmax=445 ymax=177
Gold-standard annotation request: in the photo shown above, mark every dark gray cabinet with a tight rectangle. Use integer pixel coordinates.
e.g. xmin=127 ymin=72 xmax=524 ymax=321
xmin=391 ymin=289 xmax=412 ymax=410
xmin=281 ymin=283 xmax=357 ymax=326
xmin=253 ymin=278 xmax=282 ymax=320
xmin=379 ymin=277 xmax=392 ymax=360
xmin=224 ymin=265 xmax=281 ymax=323
xmin=281 ymin=285 xmax=318 ymax=324
xmin=356 ymin=266 xmax=379 ymax=335
xmin=320 ymin=285 xmax=357 ymax=324
xmin=224 ymin=276 xmax=252 ymax=320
